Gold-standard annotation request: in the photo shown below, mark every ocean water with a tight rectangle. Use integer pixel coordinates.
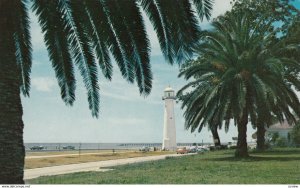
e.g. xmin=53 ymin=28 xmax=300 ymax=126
xmin=24 ymin=142 xmax=208 ymax=151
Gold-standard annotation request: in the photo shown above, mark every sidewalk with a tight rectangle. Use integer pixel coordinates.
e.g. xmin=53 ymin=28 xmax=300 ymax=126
xmin=25 ymin=153 xmax=183 ymax=180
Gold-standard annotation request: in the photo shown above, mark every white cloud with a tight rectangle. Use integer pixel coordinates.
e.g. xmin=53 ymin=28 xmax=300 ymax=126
xmin=98 ymin=66 xmax=163 ymax=105
xmin=32 ymin=60 xmax=44 ymax=66
xmin=141 ymin=10 xmax=162 ymax=56
xmin=199 ymin=0 xmax=232 ymax=27
xmin=106 ymin=117 xmax=146 ymax=126
xmin=31 ymin=77 xmax=56 ymax=92
xmin=29 ymin=12 xmax=46 ymax=51
xmin=211 ymin=0 xmax=232 ymax=18
xmin=101 ymin=84 xmax=161 ymax=105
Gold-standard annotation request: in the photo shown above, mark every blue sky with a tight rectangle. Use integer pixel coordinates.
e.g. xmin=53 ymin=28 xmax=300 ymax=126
xmin=22 ymin=0 xmax=299 ymax=144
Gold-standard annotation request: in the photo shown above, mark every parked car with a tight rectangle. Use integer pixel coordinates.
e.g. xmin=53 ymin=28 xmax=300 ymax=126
xmin=30 ymin=146 xmax=44 ymax=151
xmin=176 ymin=147 xmax=189 ymax=154
xmin=197 ymin=146 xmax=210 ymax=152
xmin=139 ymin=146 xmax=150 ymax=152
xmin=196 ymin=148 xmax=205 ymax=153
xmin=228 ymin=143 xmax=237 ymax=149
xmin=62 ymin=145 xmax=75 ymax=150
xmin=188 ymin=148 xmax=198 ymax=153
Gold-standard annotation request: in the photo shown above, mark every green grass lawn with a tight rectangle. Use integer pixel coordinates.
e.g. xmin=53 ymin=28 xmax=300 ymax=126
xmin=28 ymin=148 xmax=300 ymax=184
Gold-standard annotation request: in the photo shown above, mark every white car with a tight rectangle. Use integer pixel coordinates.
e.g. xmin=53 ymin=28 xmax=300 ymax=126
xmin=198 ymin=146 xmax=210 ymax=151
xmin=139 ymin=146 xmax=150 ymax=152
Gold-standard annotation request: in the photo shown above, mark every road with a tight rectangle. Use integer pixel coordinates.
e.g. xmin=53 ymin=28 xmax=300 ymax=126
xmin=26 ymin=151 xmax=131 ymax=159
xmin=24 ymin=153 xmax=188 ymax=180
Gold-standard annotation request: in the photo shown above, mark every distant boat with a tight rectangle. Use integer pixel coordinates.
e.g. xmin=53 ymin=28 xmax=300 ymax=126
xmin=62 ymin=145 xmax=75 ymax=150
xmin=30 ymin=145 xmax=44 ymax=151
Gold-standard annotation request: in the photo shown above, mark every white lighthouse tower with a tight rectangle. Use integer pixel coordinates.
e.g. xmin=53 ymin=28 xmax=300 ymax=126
xmin=162 ymin=86 xmax=177 ymax=151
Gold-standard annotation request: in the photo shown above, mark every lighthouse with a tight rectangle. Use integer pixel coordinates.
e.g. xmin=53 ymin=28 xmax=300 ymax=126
xmin=162 ymin=86 xmax=177 ymax=151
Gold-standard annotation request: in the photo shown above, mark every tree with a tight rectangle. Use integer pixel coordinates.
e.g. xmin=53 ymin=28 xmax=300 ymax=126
xmin=227 ymin=0 xmax=300 ymax=151
xmin=283 ymin=16 xmax=300 ymax=71
xmin=177 ymin=61 xmax=224 ymax=147
xmin=291 ymin=121 xmax=300 ymax=146
xmin=255 ymin=14 xmax=300 ymax=151
xmin=210 ymin=125 xmax=221 ymax=147
xmin=0 ymin=0 xmax=213 ymax=183
xmin=177 ymin=11 xmax=300 ymax=157
xmin=229 ymin=0 xmax=300 ymax=35
xmin=254 ymin=115 xmax=278 ymax=151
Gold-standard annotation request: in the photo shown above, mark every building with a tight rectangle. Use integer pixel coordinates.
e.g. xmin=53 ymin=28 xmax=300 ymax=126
xmin=266 ymin=120 xmax=294 ymax=140
xmin=162 ymin=86 xmax=177 ymax=151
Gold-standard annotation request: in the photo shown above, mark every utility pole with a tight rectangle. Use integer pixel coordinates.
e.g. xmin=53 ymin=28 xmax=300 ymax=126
xmin=79 ymin=142 xmax=82 ymax=157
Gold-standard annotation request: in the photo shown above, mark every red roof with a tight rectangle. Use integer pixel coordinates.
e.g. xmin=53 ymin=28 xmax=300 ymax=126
xmin=267 ymin=120 xmax=294 ymax=130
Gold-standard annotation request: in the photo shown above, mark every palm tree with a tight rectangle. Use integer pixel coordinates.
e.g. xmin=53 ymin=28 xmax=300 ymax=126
xmin=254 ymin=113 xmax=276 ymax=151
xmin=0 ymin=0 xmax=213 ymax=183
xmin=177 ymin=61 xmax=225 ymax=147
xmin=254 ymin=16 xmax=300 ymax=151
xmin=177 ymin=11 xmax=300 ymax=157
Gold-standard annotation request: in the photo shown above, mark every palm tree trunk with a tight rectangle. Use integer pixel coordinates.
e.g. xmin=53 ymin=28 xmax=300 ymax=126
xmin=0 ymin=0 xmax=25 ymax=183
xmin=256 ymin=125 xmax=266 ymax=151
xmin=235 ymin=86 xmax=251 ymax=158
xmin=235 ymin=108 xmax=249 ymax=158
xmin=235 ymin=92 xmax=250 ymax=157
xmin=211 ymin=127 xmax=221 ymax=147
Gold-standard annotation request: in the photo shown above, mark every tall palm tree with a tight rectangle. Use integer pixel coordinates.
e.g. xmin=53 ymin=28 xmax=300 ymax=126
xmin=225 ymin=2 xmax=300 ymax=151
xmin=177 ymin=11 xmax=300 ymax=157
xmin=177 ymin=61 xmax=225 ymax=147
xmin=0 ymin=0 xmax=213 ymax=183
xmin=254 ymin=16 xmax=300 ymax=151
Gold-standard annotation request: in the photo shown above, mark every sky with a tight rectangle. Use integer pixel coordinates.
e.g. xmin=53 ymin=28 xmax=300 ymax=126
xmin=22 ymin=0 xmax=299 ymax=144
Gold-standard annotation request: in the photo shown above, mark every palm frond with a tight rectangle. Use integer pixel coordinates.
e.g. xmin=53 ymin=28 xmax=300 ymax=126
xmin=32 ymin=0 xmax=76 ymax=105
xmin=141 ymin=0 xmax=206 ymax=64
xmin=59 ymin=0 xmax=100 ymax=117
xmin=140 ymin=0 xmax=174 ymax=63
xmin=15 ymin=0 xmax=32 ymax=97
xmin=82 ymin=0 xmax=112 ymax=80
xmin=192 ymin=0 xmax=213 ymax=21
xmin=102 ymin=0 xmax=138 ymax=83
xmin=111 ymin=0 xmax=152 ymax=95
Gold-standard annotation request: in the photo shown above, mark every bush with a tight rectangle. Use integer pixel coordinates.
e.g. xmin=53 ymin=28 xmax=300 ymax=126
xmin=291 ymin=121 xmax=300 ymax=145
xmin=276 ymin=137 xmax=287 ymax=148
xmin=229 ymin=145 xmax=237 ymax=149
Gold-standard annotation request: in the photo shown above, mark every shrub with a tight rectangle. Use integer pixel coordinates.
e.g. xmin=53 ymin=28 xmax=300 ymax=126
xmin=291 ymin=121 xmax=300 ymax=146
xmin=276 ymin=137 xmax=287 ymax=148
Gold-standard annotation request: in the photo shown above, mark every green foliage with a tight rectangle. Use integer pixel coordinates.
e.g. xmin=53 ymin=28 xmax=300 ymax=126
xmin=177 ymin=11 xmax=300 ymax=134
xmin=5 ymin=0 xmax=214 ymax=117
xmin=267 ymin=133 xmax=290 ymax=147
xmin=275 ymin=137 xmax=288 ymax=148
xmin=283 ymin=16 xmax=300 ymax=77
xmin=291 ymin=121 xmax=300 ymax=145
xmin=271 ymin=132 xmax=280 ymax=144
xmin=28 ymin=149 xmax=300 ymax=184
xmin=14 ymin=0 xmax=32 ymax=97
xmin=178 ymin=6 xmax=300 ymax=157
xmin=228 ymin=0 xmax=300 ymax=35
xmin=225 ymin=1 xmax=300 ymax=148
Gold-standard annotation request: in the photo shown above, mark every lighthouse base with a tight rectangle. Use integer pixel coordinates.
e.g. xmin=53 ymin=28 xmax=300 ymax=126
xmin=162 ymin=139 xmax=177 ymax=151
